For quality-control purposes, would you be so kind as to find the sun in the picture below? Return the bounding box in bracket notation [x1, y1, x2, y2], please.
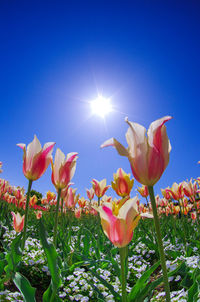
[90, 95, 112, 118]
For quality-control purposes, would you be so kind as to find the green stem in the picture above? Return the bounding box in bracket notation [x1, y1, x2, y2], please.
[61, 197, 64, 224]
[119, 246, 128, 302]
[21, 179, 33, 251]
[148, 186, 171, 302]
[98, 197, 101, 207]
[53, 188, 62, 247]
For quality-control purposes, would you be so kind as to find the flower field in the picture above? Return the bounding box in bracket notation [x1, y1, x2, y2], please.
[0, 117, 200, 302]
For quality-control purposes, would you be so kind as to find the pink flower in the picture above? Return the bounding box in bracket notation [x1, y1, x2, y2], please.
[182, 179, 197, 199]
[75, 208, 82, 218]
[111, 168, 134, 197]
[101, 116, 172, 186]
[11, 212, 25, 232]
[78, 197, 87, 208]
[35, 211, 42, 219]
[64, 188, 78, 209]
[51, 148, 78, 190]
[91, 179, 110, 198]
[137, 185, 149, 198]
[17, 135, 55, 181]
[94, 197, 152, 247]
[166, 182, 184, 201]
[86, 188, 95, 200]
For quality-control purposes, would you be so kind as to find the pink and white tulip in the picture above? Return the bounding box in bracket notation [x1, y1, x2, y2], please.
[91, 179, 110, 198]
[11, 212, 25, 232]
[17, 135, 55, 181]
[101, 116, 172, 186]
[94, 197, 152, 247]
[51, 148, 78, 190]
[86, 188, 95, 200]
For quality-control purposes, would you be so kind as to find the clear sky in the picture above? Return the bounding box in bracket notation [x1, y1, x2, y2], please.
[0, 1, 200, 200]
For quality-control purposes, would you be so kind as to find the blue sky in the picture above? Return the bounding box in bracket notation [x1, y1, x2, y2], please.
[0, 1, 200, 200]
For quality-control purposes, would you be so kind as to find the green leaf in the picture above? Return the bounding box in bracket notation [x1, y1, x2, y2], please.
[128, 261, 160, 302]
[83, 233, 90, 257]
[4, 234, 22, 277]
[188, 280, 199, 302]
[39, 220, 61, 301]
[43, 280, 62, 302]
[0, 258, 6, 277]
[133, 261, 187, 302]
[13, 272, 36, 302]
[86, 278, 106, 301]
[87, 267, 121, 301]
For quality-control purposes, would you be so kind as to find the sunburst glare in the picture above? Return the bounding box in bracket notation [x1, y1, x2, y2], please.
[90, 95, 112, 118]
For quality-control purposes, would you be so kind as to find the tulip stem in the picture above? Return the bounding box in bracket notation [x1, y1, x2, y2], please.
[148, 186, 171, 302]
[22, 179, 33, 251]
[98, 197, 100, 207]
[119, 246, 128, 302]
[61, 197, 64, 225]
[53, 188, 62, 247]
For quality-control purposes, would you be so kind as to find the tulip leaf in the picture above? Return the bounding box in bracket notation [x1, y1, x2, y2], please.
[128, 261, 160, 301]
[13, 272, 36, 302]
[86, 278, 106, 301]
[43, 279, 62, 302]
[188, 280, 199, 302]
[4, 234, 22, 277]
[82, 227, 101, 259]
[39, 220, 62, 301]
[87, 267, 121, 301]
[129, 261, 187, 302]
[0, 257, 6, 277]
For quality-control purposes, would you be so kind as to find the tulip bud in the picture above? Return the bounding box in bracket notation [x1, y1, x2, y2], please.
[111, 168, 134, 197]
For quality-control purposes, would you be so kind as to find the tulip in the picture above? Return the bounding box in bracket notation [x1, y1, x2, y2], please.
[95, 196, 151, 248]
[51, 148, 78, 190]
[64, 188, 78, 209]
[101, 116, 172, 186]
[17, 135, 55, 250]
[75, 208, 82, 218]
[0, 161, 3, 173]
[182, 179, 198, 200]
[46, 191, 56, 202]
[173, 205, 180, 216]
[161, 187, 172, 200]
[13, 187, 25, 201]
[90, 208, 98, 216]
[11, 212, 25, 232]
[29, 195, 37, 207]
[35, 211, 42, 219]
[86, 188, 95, 201]
[91, 179, 110, 205]
[111, 168, 134, 197]
[17, 135, 55, 181]
[51, 148, 78, 246]
[191, 211, 197, 220]
[137, 185, 149, 198]
[166, 182, 184, 201]
[101, 195, 112, 204]
[101, 116, 172, 302]
[78, 197, 87, 208]
[95, 196, 152, 302]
